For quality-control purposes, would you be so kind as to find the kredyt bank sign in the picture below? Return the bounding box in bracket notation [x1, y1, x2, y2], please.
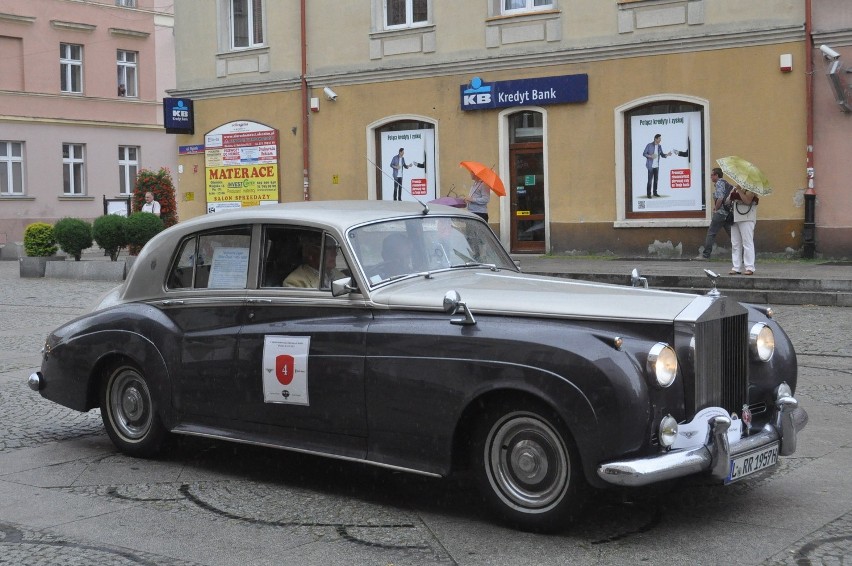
[460, 74, 588, 111]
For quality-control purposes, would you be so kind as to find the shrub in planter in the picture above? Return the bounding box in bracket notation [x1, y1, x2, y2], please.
[54, 217, 93, 261]
[23, 222, 58, 257]
[125, 211, 164, 253]
[92, 214, 128, 261]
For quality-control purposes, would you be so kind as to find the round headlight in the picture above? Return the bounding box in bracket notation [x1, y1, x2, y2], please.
[749, 322, 775, 362]
[659, 414, 678, 448]
[647, 342, 678, 388]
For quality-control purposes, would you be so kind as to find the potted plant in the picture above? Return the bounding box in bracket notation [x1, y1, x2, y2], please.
[20, 222, 62, 278]
[125, 211, 165, 254]
[54, 217, 93, 261]
[92, 214, 128, 261]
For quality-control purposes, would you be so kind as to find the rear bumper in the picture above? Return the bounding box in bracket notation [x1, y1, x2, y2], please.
[597, 394, 808, 487]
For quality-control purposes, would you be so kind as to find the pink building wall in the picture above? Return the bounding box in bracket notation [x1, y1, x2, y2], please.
[0, 0, 176, 256]
[811, 1, 852, 257]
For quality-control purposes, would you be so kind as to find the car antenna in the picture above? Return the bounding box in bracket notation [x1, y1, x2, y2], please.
[365, 155, 430, 215]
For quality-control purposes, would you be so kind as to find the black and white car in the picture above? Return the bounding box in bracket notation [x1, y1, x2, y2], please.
[28, 200, 808, 531]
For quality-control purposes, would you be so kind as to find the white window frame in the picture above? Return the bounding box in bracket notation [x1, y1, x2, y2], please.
[230, 0, 265, 50]
[384, 0, 429, 30]
[63, 143, 86, 195]
[60, 43, 83, 94]
[118, 146, 139, 196]
[117, 50, 138, 98]
[502, 0, 553, 15]
[0, 141, 24, 195]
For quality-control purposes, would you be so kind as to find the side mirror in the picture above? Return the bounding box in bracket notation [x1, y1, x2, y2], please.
[443, 290, 476, 325]
[331, 277, 357, 296]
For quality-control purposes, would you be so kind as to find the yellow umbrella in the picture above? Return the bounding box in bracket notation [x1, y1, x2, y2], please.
[716, 156, 773, 196]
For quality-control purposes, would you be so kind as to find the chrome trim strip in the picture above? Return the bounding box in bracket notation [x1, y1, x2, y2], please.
[171, 427, 443, 479]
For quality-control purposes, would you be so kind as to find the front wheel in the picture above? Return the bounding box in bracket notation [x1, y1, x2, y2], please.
[473, 403, 587, 532]
[100, 363, 167, 457]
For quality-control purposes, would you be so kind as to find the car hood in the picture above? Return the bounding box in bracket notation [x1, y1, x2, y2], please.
[367, 269, 699, 322]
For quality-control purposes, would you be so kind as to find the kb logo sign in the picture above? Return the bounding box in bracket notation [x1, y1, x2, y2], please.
[461, 77, 492, 109]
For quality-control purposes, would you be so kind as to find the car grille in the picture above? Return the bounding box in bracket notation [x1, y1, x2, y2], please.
[692, 312, 749, 415]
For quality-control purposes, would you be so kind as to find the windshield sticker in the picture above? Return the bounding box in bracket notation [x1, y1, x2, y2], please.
[262, 335, 310, 405]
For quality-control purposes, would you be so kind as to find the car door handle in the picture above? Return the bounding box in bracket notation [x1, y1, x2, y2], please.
[161, 299, 185, 306]
[246, 298, 272, 304]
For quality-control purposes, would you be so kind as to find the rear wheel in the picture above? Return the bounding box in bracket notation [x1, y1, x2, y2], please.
[473, 402, 587, 532]
[100, 363, 166, 457]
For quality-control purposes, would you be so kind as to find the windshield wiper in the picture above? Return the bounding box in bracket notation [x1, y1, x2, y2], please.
[449, 262, 499, 271]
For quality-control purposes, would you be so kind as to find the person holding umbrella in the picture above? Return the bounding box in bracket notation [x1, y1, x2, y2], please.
[717, 156, 772, 276]
[459, 161, 506, 222]
[464, 170, 491, 221]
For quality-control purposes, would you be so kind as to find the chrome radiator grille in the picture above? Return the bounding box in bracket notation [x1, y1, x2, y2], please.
[692, 312, 749, 414]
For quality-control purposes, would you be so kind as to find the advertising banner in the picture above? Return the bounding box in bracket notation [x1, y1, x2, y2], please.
[204, 121, 279, 212]
[380, 129, 436, 202]
[630, 111, 703, 213]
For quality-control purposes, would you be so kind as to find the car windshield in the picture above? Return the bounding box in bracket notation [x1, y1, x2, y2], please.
[348, 216, 516, 286]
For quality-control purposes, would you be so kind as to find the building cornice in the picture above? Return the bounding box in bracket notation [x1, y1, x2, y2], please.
[50, 20, 96, 32]
[0, 12, 36, 25]
[170, 24, 804, 99]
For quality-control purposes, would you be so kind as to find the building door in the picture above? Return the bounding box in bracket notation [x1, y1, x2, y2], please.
[508, 111, 545, 253]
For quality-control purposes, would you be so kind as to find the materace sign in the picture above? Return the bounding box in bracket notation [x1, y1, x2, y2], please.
[204, 121, 280, 213]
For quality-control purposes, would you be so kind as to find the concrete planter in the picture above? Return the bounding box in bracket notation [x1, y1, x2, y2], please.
[45, 260, 126, 281]
[19, 256, 65, 278]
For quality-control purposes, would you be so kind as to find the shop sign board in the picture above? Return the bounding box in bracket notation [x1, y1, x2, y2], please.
[460, 75, 588, 111]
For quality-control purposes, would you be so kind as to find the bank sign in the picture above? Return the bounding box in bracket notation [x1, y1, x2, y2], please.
[163, 98, 194, 134]
[460, 75, 588, 111]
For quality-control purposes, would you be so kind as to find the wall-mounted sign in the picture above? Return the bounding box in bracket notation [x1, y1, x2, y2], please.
[204, 121, 280, 213]
[460, 75, 588, 111]
[164, 98, 194, 134]
[179, 144, 205, 155]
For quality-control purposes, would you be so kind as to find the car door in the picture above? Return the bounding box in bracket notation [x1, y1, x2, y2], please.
[161, 226, 252, 422]
[232, 228, 371, 459]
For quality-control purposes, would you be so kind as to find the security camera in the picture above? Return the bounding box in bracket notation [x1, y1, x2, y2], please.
[323, 87, 338, 101]
[820, 44, 841, 61]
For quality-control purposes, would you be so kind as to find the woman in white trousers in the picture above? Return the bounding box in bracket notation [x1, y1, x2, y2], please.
[728, 186, 758, 275]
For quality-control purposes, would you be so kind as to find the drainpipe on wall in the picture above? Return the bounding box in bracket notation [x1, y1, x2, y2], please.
[300, 0, 310, 201]
[803, 0, 817, 258]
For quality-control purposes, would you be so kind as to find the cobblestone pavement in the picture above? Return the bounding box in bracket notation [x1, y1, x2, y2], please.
[0, 261, 850, 565]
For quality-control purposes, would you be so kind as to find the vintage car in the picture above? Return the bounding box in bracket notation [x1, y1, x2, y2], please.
[28, 201, 807, 531]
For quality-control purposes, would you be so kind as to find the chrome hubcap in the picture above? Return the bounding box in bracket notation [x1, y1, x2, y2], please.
[486, 413, 569, 511]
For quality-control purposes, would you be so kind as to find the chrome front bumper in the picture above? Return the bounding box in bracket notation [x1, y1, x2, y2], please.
[597, 393, 808, 487]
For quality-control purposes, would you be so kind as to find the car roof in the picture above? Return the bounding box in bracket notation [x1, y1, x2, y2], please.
[172, 200, 473, 235]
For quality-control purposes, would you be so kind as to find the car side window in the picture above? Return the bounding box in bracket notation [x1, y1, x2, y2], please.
[166, 226, 252, 290]
[261, 226, 308, 288]
[261, 227, 349, 290]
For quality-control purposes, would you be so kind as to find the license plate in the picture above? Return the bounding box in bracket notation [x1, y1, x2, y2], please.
[726, 442, 779, 484]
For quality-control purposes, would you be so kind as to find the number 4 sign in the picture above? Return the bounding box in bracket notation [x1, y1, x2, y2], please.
[262, 335, 310, 405]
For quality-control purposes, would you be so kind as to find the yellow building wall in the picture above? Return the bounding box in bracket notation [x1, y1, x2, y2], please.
[174, 42, 806, 253]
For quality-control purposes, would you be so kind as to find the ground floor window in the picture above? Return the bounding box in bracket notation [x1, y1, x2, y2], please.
[0, 141, 24, 195]
[63, 143, 86, 195]
[118, 146, 139, 195]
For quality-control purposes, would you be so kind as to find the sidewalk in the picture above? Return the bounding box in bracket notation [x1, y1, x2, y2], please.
[5, 248, 851, 307]
[514, 255, 852, 307]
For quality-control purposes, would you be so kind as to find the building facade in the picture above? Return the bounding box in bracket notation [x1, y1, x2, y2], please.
[0, 0, 176, 258]
[167, 0, 847, 257]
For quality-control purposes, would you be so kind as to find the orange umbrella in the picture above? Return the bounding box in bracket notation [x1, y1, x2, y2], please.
[460, 161, 506, 197]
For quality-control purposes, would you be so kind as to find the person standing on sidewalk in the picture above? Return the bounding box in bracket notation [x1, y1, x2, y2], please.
[728, 185, 759, 275]
[697, 167, 733, 259]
